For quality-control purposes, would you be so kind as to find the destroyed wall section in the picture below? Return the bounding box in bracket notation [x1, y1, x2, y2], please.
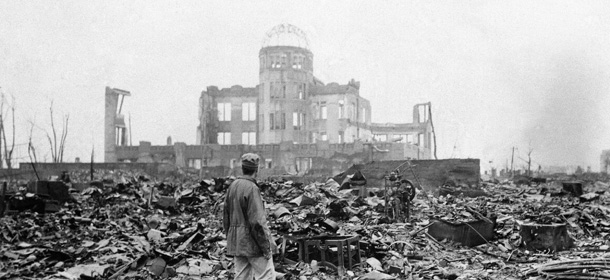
[337, 159, 481, 191]
[370, 122, 432, 159]
[309, 82, 372, 143]
[370, 103, 434, 159]
[17, 162, 172, 180]
[104, 87, 130, 162]
[13, 158, 478, 191]
[104, 87, 119, 162]
[197, 86, 259, 145]
[114, 140, 427, 177]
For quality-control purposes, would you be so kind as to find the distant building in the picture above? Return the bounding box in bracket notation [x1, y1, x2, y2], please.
[601, 150, 610, 173]
[108, 24, 435, 175]
[541, 165, 579, 175]
[196, 24, 433, 149]
[104, 87, 130, 162]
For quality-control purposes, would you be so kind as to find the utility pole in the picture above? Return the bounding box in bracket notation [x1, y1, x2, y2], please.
[510, 147, 515, 178]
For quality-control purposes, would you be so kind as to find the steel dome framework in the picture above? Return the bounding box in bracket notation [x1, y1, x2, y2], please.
[261, 24, 310, 50]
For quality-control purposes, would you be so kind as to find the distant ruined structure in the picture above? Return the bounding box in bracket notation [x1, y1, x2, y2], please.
[106, 24, 436, 176]
[601, 150, 610, 173]
[104, 87, 130, 162]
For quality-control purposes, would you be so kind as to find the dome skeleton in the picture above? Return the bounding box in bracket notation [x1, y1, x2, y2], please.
[261, 24, 310, 50]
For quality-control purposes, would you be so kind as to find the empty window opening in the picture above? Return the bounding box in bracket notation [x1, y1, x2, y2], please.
[418, 105, 429, 123]
[217, 132, 231, 145]
[270, 112, 286, 130]
[242, 132, 256, 145]
[297, 83, 306, 100]
[418, 133, 425, 147]
[218, 103, 231, 121]
[293, 112, 305, 130]
[296, 157, 312, 173]
[321, 102, 327, 120]
[242, 102, 256, 121]
[188, 159, 202, 169]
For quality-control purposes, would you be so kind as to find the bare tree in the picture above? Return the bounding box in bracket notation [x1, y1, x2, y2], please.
[526, 148, 533, 177]
[46, 101, 69, 163]
[27, 121, 40, 180]
[0, 91, 16, 170]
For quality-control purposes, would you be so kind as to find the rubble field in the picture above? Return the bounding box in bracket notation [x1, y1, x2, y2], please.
[1, 169, 610, 280]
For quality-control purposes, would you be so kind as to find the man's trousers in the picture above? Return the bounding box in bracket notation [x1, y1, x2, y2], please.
[233, 256, 275, 280]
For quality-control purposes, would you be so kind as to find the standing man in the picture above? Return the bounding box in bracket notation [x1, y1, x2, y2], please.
[223, 153, 275, 279]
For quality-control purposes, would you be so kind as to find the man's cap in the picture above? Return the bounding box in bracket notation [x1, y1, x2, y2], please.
[241, 153, 260, 170]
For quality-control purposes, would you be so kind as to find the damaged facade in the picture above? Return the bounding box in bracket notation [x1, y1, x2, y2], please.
[109, 24, 435, 175]
[104, 87, 131, 162]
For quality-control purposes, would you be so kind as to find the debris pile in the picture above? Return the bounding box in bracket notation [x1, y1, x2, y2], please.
[1, 170, 610, 279]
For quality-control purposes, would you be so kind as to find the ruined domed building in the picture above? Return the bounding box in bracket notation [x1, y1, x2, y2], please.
[109, 24, 435, 176]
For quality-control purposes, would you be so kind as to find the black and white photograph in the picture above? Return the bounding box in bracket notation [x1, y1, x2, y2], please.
[1, 1, 610, 279]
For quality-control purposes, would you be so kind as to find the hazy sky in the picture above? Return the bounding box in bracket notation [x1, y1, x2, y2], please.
[1, 1, 609, 171]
